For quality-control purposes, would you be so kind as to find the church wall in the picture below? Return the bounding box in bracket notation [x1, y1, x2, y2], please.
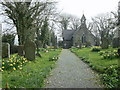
[63, 40, 73, 49]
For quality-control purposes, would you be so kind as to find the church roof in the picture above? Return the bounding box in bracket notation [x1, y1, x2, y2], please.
[63, 30, 75, 40]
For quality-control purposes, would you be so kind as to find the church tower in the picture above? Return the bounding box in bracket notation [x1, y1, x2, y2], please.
[81, 14, 86, 25]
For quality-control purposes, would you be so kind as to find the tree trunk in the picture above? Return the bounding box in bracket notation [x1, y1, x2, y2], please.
[101, 37, 109, 49]
[35, 40, 41, 57]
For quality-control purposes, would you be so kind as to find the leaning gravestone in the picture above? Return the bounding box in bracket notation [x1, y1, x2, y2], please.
[24, 40, 36, 60]
[2, 43, 10, 58]
[17, 45, 24, 56]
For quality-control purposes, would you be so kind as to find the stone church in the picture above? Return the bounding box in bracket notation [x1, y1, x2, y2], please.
[63, 14, 96, 48]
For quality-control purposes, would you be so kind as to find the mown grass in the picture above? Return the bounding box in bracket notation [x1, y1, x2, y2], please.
[70, 47, 119, 88]
[2, 48, 62, 88]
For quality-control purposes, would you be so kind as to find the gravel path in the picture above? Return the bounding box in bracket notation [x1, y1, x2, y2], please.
[45, 49, 103, 88]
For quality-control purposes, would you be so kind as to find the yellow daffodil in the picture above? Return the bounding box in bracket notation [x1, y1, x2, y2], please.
[23, 58, 26, 60]
[13, 67, 16, 70]
[2, 66, 4, 69]
[13, 63, 15, 65]
[19, 68, 22, 70]
[0, 68, 3, 72]
[2, 62, 5, 65]
[10, 64, 13, 66]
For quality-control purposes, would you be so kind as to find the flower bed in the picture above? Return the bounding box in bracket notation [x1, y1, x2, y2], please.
[1, 55, 28, 71]
[91, 46, 101, 52]
[99, 50, 119, 59]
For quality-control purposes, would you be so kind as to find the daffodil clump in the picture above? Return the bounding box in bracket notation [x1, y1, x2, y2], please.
[49, 56, 59, 61]
[0, 55, 28, 71]
[81, 45, 86, 48]
[91, 46, 101, 52]
[99, 50, 119, 59]
[100, 65, 118, 88]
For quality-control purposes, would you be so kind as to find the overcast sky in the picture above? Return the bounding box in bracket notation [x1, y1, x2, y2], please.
[57, 0, 119, 20]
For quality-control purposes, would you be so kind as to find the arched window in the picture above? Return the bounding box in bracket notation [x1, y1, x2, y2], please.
[82, 34, 86, 43]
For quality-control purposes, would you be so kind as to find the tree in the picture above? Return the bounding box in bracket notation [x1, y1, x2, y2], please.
[2, 33, 15, 45]
[1, 0, 51, 45]
[59, 13, 71, 31]
[69, 15, 81, 30]
[40, 18, 49, 48]
[91, 13, 115, 49]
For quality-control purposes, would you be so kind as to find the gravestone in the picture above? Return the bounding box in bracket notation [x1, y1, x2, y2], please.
[11, 45, 18, 54]
[24, 40, 36, 60]
[2, 43, 10, 58]
[112, 38, 120, 48]
[18, 45, 24, 56]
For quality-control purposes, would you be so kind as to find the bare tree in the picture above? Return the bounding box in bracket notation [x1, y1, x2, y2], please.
[69, 15, 81, 30]
[58, 13, 71, 31]
[91, 13, 115, 49]
[1, 0, 52, 45]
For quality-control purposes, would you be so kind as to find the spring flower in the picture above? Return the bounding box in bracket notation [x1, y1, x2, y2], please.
[2, 66, 4, 69]
[0, 68, 3, 72]
[13, 67, 16, 70]
[23, 58, 26, 60]
[19, 68, 22, 70]
[2, 62, 5, 65]
[10, 64, 13, 66]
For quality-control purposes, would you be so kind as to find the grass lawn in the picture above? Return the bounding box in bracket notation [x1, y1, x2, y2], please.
[1, 48, 62, 88]
[70, 47, 119, 88]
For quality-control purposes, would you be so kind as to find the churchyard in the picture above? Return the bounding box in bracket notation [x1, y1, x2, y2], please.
[1, 48, 61, 88]
[0, 0, 120, 89]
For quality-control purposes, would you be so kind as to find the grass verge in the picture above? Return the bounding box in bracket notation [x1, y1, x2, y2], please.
[70, 47, 119, 88]
[2, 48, 61, 88]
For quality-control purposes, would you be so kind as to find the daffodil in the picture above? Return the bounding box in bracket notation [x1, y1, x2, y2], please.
[2, 66, 4, 69]
[19, 68, 22, 70]
[0, 68, 3, 72]
[13, 67, 16, 70]
[2, 62, 5, 65]
[10, 64, 13, 66]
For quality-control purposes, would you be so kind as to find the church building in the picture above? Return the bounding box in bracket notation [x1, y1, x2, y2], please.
[63, 14, 96, 49]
